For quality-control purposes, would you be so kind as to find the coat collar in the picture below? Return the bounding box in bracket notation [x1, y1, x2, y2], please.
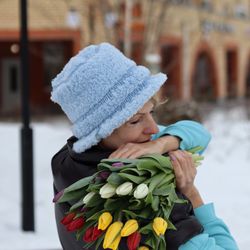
[67, 136, 113, 164]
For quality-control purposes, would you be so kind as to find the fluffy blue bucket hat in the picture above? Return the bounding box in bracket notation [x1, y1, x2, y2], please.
[51, 43, 167, 153]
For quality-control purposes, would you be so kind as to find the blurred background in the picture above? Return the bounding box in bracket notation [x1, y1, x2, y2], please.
[0, 0, 249, 249]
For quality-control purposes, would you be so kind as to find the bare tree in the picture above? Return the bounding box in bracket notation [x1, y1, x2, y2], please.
[141, 0, 170, 63]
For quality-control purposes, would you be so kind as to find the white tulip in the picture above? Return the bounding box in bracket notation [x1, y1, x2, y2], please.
[99, 183, 116, 198]
[116, 182, 133, 196]
[133, 183, 149, 199]
[83, 191, 96, 204]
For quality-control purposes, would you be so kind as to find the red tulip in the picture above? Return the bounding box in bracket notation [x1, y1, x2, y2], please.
[60, 212, 76, 225]
[83, 226, 103, 243]
[127, 231, 141, 250]
[66, 217, 84, 231]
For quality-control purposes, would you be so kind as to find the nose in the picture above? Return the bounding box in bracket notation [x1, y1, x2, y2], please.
[143, 115, 159, 135]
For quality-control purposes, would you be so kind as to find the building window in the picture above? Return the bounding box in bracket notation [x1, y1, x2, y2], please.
[193, 52, 215, 101]
[169, 0, 193, 5]
[234, 3, 247, 19]
[120, 2, 142, 18]
[200, 0, 213, 11]
[43, 42, 65, 87]
[9, 65, 18, 93]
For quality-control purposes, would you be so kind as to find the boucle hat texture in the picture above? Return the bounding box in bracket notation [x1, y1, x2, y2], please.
[51, 43, 167, 153]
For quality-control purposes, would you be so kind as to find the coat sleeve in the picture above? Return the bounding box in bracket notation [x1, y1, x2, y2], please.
[179, 203, 239, 250]
[151, 120, 211, 154]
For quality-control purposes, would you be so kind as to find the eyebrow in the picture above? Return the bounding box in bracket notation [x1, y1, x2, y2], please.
[130, 110, 153, 119]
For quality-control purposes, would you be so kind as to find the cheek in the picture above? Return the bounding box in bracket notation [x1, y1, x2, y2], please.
[121, 127, 144, 143]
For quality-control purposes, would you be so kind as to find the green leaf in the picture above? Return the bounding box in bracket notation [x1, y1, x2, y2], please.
[138, 206, 154, 219]
[159, 236, 166, 250]
[86, 209, 106, 222]
[95, 233, 105, 250]
[101, 158, 138, 164]
[83, 239, 97, 249]
[151, 196, 159, 211]
[144, 232, 159, 248]
[104, 197, 129, 211]
[122, 209, 137, 219]
[58, 188, 86, 203]
[152, 183, 174, 196]
[69, 199, 84, 211]
[120, 167, 148, 176]
[64, 175, 94, 193]
[147, 173, 167, 192]
[140, 223, 153, 234]
[187, 146, 204, 154]
[145, 192, 153, 205]
[161, 204, 174, 220]
[168, 187, 188, 204]
[118, 173, 147, 184]
[85, 205, 103, 219]
[166, 217, 177, 230]
[128, 198, 144, 210]
[136, 161, 159, 176]
[85, 193, 104, 208]
[74, 212, 85, 219]
[86, 183, 104, 192]
[107, 172, 124, 186]
[140, 154, 173, 170]
[157, 173, 175, 188]
[98, 158, 141, 172]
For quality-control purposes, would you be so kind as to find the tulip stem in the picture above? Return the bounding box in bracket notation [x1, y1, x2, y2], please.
[118, 211, 123, 221]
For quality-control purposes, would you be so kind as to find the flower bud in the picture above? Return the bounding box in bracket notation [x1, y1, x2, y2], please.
[112, 162, 124, 167]
[83, 226, 102, 243]
[127, 231, 141, 250]
[103, 221, 123, 249]
[121, 219, 139, 237]
[152, 217, 168, 236]
[60, 212, 76, 225]
[133, 183, 149, 199]
[116, 182, 133, 196]
[83, 191, 96, 204]
[98, 212, 113, 230]
[98, 171, 110, 180]
[66, 217, 84, 231]
[138, 246, 150, 250]
[53, 189, 64, 203]
[100, 183, 116, 198]
[109, 234, 121, 250]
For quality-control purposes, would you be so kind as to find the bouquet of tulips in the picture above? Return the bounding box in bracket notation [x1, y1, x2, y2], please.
[53, 147, 203, 250]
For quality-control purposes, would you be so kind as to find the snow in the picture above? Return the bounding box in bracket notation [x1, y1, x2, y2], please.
[0, 105, 249, 250]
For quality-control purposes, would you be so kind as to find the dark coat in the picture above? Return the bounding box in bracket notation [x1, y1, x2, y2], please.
[52, 137, 203, 250]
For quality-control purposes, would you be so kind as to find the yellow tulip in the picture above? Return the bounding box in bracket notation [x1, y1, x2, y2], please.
[98, 212, 113, 230]
[152, 217, 168, 236]
[120, 219, 139, 237]
[109, 234, 121, 250]
[138, 246, 150, 250]
[103, 221, 123, 249]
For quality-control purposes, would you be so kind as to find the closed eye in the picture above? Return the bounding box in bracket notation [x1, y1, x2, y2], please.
[129, 119, 140, 125]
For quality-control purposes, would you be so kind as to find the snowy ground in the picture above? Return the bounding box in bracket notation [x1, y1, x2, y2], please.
[0, 103, 249, 250]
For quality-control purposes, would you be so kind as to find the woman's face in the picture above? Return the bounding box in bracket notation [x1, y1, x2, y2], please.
[100, 100, 159, 150]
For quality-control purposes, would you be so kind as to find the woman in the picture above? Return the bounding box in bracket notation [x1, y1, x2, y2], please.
[51, 43, 238, 249]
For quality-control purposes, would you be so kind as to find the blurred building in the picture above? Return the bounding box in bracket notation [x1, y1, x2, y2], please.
[0, 0, 250, 115]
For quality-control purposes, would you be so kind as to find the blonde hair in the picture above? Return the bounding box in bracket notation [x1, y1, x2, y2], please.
[150, 88, 169, 108]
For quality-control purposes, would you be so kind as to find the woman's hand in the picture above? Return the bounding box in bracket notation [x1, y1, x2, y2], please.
[169, 150, 204, 208]
[108, 136, 180, 159]
[108, 140, 161, 159]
